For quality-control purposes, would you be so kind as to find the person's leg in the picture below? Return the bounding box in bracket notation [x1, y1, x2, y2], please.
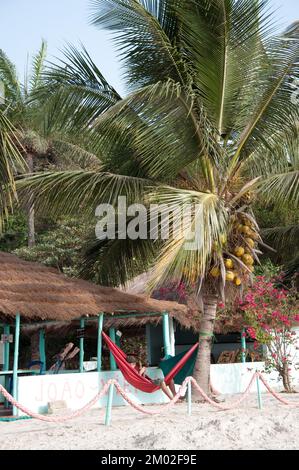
[168, 379, 185, 401]
[168, 379, 177, 397]
[160, 381, 174, 400]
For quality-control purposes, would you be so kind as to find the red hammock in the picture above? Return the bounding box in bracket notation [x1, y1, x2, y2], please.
[102, 331, 199, 393]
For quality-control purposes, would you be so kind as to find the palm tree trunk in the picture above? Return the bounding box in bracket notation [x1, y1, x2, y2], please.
[27, 153, 35, 247]
[192, 294, 218, 400]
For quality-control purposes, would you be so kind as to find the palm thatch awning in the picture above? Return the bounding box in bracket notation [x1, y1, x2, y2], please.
[0, 252, 193, 328]
[122, 271, 202, 329]
[122, 272, 242, 333]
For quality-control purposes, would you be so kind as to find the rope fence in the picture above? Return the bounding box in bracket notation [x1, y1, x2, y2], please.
[0, 381, 111, 423]
[0, 371, 299, 425]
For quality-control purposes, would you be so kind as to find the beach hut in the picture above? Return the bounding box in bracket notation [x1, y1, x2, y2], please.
[0, 251, 189, 415]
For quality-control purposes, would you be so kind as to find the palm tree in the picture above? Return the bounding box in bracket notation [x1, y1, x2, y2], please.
[18, 1, 299, 396]
[0, 42, 51, 245]
[0, 42, 102, 246]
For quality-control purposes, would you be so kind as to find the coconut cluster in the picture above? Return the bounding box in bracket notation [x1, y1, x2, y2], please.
[209, 214, 259, 287]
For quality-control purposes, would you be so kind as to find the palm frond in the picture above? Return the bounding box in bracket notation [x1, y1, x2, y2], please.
[259, 169, 299, 208]
[146, 186, 228, 290]
[92, 79, 221, 182]
[33, 44, 121, 132]
[0, 49, 23, 109]
[80, 230, 158, 286]
[17, 170, 150, 218]
[139, 0, 181, 42]
[263, 224, 299, 248]
[231, 31, 299, 167]
[30, 40, 47, 93]
[89, 0, 186, 89]
[282, 253, 299, 285]
[177, 0, 274, 137]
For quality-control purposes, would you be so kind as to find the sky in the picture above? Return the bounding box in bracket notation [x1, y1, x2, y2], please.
[0, 0, 298, 97]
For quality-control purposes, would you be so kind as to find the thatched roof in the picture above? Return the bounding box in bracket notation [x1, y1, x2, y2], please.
[0, 252, 192, 326]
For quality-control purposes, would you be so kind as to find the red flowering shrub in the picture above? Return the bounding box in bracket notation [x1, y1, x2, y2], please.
[240, 276, 299, 392]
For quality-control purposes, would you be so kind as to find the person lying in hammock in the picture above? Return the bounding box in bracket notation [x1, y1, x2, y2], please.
[128, 354, 223, 403]
[127, 355, 177, 401]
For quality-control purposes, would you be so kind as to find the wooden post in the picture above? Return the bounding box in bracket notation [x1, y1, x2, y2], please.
[3, 325, 10, 408]
[187, 380, 192, 416]
[104, 383, 114, 426]
[241, 328, 246, 364]
[256, 373, 262, 410]
[115, 331, 121, 348]
[12, 314, 20, 416]
[97, 313, 104, 372]
[162, 312, 171, 357]
[3, 325, 10, 371]
[79, 318, 85, 373]
[39, 329, 46, 372]
[109, 328, 117, 370]
[169, 317, 175, 356]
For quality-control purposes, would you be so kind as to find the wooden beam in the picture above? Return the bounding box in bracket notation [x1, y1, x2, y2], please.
[109, 328, 117, 371]
[39, 329, 46, 372]
[104, 383, 114, 426]
[162, 312, 171, 357]
[115, 331, 121, 347]
[108, 313, 161, 321]
[79, 318, 85, 373]
[12, 314, 20, 416]
[241, 329, 246, 364]
[3, 324, 10, 371]
[97, 313, 104, 372]
[169, 317, 175, 356]
[9, 311, 164, 328]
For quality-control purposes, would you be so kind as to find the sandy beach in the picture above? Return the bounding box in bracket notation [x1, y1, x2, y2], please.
[0, 393, 298, 450]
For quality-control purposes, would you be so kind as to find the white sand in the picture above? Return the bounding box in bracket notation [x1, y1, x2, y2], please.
[0, 393, 298, 450]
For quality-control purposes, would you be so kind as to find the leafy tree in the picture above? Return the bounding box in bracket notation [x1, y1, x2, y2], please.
[18, 1, 299, 397]
[13, 217, 94, 277]
[0, 211, 28, 251]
